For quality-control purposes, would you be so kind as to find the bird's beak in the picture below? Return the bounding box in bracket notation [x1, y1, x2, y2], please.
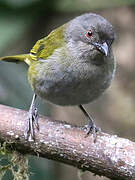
[92, 42, 108, 56]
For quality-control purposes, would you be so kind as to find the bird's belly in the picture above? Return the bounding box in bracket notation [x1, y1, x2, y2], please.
[32, 65, 112, 106]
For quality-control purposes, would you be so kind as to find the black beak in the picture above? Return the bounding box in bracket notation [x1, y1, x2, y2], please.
[91, 42, 108, 56]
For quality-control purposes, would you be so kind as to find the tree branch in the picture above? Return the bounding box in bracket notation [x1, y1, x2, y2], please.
[0, 104, 135, 179]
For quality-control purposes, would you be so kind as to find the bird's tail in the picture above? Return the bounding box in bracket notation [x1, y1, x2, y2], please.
[0, 54, 34, 66]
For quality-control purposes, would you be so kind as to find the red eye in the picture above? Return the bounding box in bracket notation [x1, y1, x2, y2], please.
[86, 30, 93, 38]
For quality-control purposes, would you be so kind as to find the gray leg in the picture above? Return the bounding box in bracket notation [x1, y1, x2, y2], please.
[25, 94, 39, 140]
[79, 105, 100, 141]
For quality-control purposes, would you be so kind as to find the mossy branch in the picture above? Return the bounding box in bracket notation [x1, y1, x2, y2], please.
[0, 104, 135, 179]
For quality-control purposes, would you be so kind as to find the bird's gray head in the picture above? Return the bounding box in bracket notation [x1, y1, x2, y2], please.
[65, 13, 115, 64]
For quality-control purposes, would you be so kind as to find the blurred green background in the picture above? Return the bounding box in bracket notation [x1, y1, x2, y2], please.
[0, 0, 135, 180]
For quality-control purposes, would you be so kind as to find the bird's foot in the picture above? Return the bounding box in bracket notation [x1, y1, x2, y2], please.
[25, 106, 39, 141]
[25, 94, 39, 141]
[79, 105, 101, 142]
[83, 123, 101, 142]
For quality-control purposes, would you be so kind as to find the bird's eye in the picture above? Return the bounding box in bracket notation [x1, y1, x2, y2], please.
[86, 30, 93, 38]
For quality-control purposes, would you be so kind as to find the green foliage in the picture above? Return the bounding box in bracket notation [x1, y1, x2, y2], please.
[0, 143, 29, 180]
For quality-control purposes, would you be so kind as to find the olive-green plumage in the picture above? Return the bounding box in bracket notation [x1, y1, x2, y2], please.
[0, 24, 66, 64]
[30, 24, 66, 60]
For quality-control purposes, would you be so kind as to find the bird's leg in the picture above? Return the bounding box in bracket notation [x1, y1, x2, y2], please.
[79, 105, 100, 141]
[25, 94, 39, 140]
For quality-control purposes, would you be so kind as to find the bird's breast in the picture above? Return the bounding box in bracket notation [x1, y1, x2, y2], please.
[28, 56, 114, 106]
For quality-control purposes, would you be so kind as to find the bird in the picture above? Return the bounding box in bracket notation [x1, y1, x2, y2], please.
[0, 13, 115, 140]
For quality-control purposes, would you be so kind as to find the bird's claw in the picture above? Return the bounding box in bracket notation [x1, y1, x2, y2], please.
[25, 106, 39, 141]
[83, 123, 101, 142]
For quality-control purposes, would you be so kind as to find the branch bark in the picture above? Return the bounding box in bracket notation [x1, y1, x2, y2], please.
[0, 104, 135, 179]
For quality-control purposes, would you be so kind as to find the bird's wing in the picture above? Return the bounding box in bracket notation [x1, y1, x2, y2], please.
[30, 25, 66, 61]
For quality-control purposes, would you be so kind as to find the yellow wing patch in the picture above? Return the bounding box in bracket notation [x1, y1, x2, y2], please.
[30, 24, 67, 60]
